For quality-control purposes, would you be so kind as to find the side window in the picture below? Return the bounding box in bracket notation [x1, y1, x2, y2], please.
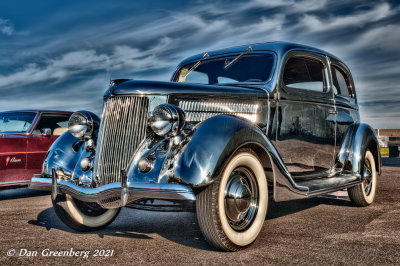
[33, 114, 71, 135]
[332, 66, 352, 97]
[283, 57, 325, 92]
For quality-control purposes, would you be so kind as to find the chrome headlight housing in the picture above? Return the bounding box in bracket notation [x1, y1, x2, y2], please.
[68, 111, 100, 139]
[148, 104, 185, 137]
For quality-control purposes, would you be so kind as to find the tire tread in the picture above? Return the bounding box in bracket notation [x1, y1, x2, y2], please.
[348, 184, 368, 207]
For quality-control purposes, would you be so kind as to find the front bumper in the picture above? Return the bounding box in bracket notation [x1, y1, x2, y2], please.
[29, 171, 196, 208]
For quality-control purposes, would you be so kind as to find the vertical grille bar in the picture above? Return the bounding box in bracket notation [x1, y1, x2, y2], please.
[93, 96, 149, 186]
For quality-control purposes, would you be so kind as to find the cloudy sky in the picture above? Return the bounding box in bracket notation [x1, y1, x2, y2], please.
[0, 0, 399, 128]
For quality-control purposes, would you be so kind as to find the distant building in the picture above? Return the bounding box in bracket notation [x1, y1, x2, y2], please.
[376, 129, 400, 157]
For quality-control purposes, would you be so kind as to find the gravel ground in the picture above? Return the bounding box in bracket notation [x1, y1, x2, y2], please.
[1, 158, 399, 265]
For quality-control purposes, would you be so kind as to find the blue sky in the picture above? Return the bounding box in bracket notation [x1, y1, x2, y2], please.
[0, 0, 399, 128]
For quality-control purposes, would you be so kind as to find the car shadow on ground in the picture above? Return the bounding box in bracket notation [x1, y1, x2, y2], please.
[267, 194, 352, 220]
[28, 206, 212, 250]
[28, 192, 352, 251]
[0, 187, 50, 201]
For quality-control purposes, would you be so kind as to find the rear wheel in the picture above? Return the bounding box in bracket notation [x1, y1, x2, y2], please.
[196, 150, 268, 251]
[348, 150, 377, 207]
[52, 194, 120, 231]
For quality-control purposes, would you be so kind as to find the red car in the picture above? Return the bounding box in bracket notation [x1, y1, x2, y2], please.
[0, 110, 72, 188]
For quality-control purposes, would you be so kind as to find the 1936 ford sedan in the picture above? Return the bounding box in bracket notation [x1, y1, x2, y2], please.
[30, 42, 381, 251]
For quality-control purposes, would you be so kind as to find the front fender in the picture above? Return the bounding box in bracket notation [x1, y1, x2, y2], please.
[171, 115, 307, 196]
[346, 123, 381, 176]
[173, 115, 265, 186]
[42, 131, 86, 179]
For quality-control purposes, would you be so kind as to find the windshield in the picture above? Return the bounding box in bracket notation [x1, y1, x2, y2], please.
[174, 53, 275, 85]
[0, 112, 36, 133]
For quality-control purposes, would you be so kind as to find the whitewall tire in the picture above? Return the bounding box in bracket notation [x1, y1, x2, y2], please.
[52, 194, 120, 231]
[348, 150, 377, 207]
[196, 149, 268, 251]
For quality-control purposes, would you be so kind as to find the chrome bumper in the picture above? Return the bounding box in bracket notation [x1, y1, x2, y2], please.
[29, 172, 196, 207]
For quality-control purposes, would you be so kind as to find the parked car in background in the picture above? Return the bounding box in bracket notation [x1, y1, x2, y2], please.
[30, 42, 381, 251]
[0, 110, 72, 188]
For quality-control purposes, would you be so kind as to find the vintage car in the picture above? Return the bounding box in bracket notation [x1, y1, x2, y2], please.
[30, 42, 380, 251]
[0, 110, 72, 188]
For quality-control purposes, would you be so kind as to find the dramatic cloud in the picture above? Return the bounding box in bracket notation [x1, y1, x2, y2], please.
[0, 18, 14, 35]
[0, 0, 399, 128]
[248, 0, 327, 11]
[300, 3, 393, 32]
[0, 37, 174, 89]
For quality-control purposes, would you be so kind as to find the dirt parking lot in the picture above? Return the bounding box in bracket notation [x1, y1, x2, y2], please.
[1, 158, 399, 265]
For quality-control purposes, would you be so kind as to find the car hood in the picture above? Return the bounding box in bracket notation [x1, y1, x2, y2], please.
[111, 80, 267, 97]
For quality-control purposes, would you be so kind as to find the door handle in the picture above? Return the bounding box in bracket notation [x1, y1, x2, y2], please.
[328, 110, 337, 114]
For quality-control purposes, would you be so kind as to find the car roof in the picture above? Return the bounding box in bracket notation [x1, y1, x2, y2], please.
[178, 41, 340, 65]
[0, 110, 73, 114]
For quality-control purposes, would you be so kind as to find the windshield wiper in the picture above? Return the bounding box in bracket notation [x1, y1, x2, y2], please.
[183, 52, 210, 78]
[224, 45, 253, 70]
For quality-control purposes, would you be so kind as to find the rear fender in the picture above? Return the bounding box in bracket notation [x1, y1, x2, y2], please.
[345, 123, 381, 177]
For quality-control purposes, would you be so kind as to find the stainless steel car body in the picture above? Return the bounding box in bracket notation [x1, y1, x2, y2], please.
[30, 41, 381, 209]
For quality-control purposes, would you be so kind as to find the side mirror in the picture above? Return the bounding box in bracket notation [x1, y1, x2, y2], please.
[42, 128, 52, 136]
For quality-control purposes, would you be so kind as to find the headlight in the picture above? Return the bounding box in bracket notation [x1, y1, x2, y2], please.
[68, 111, 100, 139]
[149, 104, 185, 137]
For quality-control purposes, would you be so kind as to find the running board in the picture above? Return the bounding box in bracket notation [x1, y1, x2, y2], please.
[297, 175, 362, 196]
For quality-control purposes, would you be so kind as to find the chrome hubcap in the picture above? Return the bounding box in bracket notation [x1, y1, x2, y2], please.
[363, 159, 373, 195]
[225, 177, 252, 221]
[224, 167, 258, 231]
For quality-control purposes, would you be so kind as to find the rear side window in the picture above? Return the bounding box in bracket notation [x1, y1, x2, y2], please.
[332, 66, 352, 97]
[283, 57, 325, 92]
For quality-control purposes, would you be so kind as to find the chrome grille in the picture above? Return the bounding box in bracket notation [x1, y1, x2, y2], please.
[94, 96, 149, 185]
[178, 100, 259, 123]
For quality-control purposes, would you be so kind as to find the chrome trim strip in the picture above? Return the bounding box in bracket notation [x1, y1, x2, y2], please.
[0, 180, 31, 185]
[29, 177, 196, 203]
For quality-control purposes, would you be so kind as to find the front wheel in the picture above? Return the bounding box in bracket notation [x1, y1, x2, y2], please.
[52, 194, 120, 232]
[196, 150, 268, 251]
[348, 150, 377, 207]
